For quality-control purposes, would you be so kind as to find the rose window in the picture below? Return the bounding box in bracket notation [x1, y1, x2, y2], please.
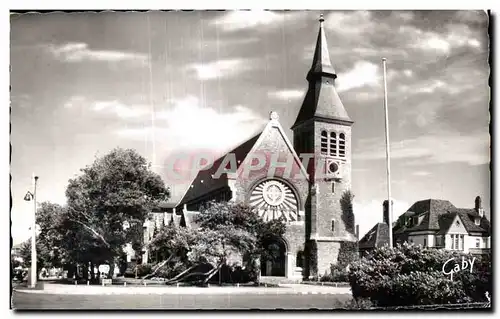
[249, 180, 298, 222]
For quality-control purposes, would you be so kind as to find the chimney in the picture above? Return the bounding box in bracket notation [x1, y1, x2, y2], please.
[475, 196, 484, 218]
[383, 200, 392, 225]
[356, 225, 360, 241]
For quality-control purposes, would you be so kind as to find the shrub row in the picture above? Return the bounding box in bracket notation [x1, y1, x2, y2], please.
[347, 243, 491, 307]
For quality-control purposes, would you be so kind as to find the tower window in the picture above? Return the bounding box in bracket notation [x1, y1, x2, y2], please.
[329, 132, 337, 156]
[339, 133, 346, 158]
[320, 131, 328, 154]
[331, 182, 335, 193]
[331, 219, 335, 231]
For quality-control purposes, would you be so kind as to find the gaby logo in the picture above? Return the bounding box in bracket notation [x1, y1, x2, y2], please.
[442, 256, 476, 281]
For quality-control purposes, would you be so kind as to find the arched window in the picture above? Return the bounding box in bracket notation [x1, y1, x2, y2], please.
[329, 132, 337, 156]
[339, 133, 346, 158]
[320, 131, 328, 154]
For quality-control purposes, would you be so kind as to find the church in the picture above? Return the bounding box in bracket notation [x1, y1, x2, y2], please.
[142, 15, 357, 280]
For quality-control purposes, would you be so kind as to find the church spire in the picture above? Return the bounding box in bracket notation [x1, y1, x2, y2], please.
[292, 14, 352, 129]
[307, 13, 337, 81]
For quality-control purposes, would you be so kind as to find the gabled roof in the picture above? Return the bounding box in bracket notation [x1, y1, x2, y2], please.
[359, 223, 389, 250]
[395, 199, 456, 232]
[157, 202, 178, 209]
[452, 209, 490, 235]
[178, 131, 263, 207]
[178, 114, 309, 208]
[394, 199, 490, 235]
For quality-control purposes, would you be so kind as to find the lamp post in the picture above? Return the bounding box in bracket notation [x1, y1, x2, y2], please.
[24, 174, 38, 288]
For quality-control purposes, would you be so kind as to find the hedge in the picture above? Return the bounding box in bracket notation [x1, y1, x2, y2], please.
[348, 243, 491, 307]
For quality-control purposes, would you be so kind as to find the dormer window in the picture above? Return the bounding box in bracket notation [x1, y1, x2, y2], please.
[474, 217, 480, 226]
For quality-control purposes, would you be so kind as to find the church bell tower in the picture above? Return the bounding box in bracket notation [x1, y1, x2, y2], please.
[292, 14, 356, 277]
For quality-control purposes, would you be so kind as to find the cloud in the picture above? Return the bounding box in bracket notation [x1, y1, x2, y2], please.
[63, 96, 150, 119]
[354, 130, 490, 166]
[403, 69, 414, 77]
[211, 10, 284, 31]
[45, 42, 149, 64]
[115, 96, 267, 153]
[398, 79, 450, 95]
[268, 89, 304, 101]
[187, 59, 252, 80]
[412, 171, 431, 176]
[11, 94, 32, 109]
[92, 100, 149, 119]
[354, 198, 409, 238]
[324, 11, 374, 37]
[336, 61, 380, 92]
[63, 95, 86, 109]
[401, 24, 483, 54]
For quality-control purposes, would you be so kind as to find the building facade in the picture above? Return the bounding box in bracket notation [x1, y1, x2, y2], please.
[359, 196, 491, 255]
[141, 16, 357, 279]
[393, 196, 491, 254]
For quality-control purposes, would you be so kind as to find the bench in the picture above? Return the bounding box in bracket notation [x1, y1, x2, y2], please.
[101, 278, 112, 286]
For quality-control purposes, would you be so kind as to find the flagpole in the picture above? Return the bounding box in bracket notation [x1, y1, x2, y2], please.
[382, 58, 393, 248]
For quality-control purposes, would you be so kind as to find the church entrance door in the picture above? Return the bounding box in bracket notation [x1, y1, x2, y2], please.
[260, 237, 286, 277]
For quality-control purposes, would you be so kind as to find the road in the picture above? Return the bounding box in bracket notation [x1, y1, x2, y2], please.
[12, 291, 353, 310]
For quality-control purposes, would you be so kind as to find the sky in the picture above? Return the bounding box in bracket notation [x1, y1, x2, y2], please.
[10, 10, 490, 244]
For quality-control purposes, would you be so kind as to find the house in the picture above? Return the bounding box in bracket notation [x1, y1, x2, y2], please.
[393, 196, 490, 254]
[358, 200, 391, 255]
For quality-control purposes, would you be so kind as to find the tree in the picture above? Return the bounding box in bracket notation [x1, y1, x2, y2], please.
[193, 201, 287, 284]
[340, 190, 355, 235]
[18, 202, 67, 277]
[145, 201, 286, 284]
[35, 202, 67, 268]
[65, 148, 169, 277]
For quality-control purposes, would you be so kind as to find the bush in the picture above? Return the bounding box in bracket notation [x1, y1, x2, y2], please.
[337, 241, 359, 266]
[348, 243, 491, 307]
[135, 263, 153, 277]
[320, 263, 349, 282]
[155, 261, 188, 279]
[340, 298, 374, 310]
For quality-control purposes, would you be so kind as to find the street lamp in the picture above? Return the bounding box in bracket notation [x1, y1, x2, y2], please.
[24, 174, 38, 288]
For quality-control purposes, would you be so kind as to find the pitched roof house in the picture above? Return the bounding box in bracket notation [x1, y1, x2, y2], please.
[394, 196, 490, 254]
[359, 196, 491, 255]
